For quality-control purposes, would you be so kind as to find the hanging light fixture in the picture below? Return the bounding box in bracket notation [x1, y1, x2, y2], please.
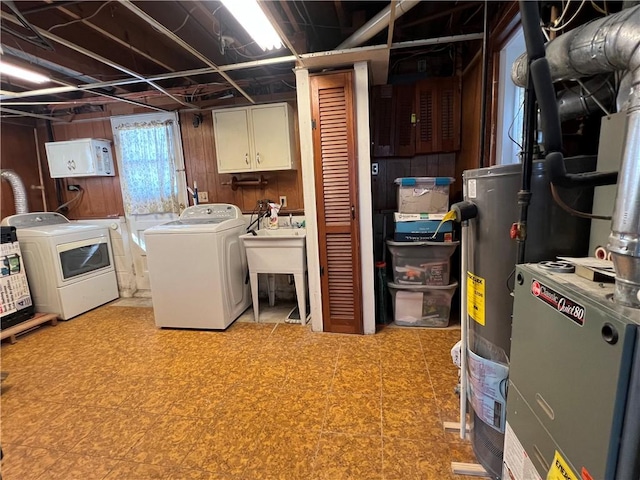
[220, 0, 283, 51]
[0, 61, 49, 84]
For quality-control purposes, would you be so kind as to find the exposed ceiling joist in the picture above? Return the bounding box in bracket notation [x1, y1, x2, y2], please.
[403, 3, 480, 28]
[118, 0, 255, 104]
[48, 1, 194, 82]
[280, 1, 301, 34]
[387, 1, 397, 48]
[259, 1, 304, 64]
[0, 9, 196, 108]
[0, 55, 298, 101]
[0, 106, 69, 122]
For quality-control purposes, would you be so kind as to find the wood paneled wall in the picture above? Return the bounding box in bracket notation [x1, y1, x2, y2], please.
[455, 55, 483, 200]
[371, 153, 456, 212]
[179, 103, 303, 214]
[35, 96, 303, 219]
[1, 121, 48, 219]
[47, 116, 125, 219]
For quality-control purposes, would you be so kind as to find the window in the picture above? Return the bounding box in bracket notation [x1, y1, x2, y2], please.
[496, 27, 526, 165]
[110, 113, 182, 216]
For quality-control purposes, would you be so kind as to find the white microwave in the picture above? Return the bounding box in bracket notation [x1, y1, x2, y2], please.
[45, 138, 115, 178]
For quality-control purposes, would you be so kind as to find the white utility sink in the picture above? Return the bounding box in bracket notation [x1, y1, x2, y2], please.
[240, 228, 307, 324]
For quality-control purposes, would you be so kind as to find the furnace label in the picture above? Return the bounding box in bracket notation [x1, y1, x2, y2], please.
[531, 279, 585, 326]
[467, 272, 485, 326]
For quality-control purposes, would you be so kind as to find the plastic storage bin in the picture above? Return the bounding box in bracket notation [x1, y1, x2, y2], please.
[395, 177, 454, 214]
[387, 240, 458, 285]
[388, 281, 458, 327]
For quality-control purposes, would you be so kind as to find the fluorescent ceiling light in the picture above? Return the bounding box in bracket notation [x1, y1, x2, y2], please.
[221, 0, 283, 51]
[0, 61, 49, 84]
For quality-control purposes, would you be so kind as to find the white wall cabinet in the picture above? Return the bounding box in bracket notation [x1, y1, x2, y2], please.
[213, 103, 296, 173]
[45, 138, 115, 178]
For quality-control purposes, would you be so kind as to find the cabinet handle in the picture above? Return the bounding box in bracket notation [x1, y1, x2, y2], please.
[351, 205, 356, 220]
[256, 153, 261, 164]
[245, 153, 249, 165]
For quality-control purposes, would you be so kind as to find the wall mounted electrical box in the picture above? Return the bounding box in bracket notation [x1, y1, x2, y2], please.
[45, 138, 115, 178]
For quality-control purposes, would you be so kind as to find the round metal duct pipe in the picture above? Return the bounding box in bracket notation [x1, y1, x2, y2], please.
[336, 0, 421, 50]
[0, 169, 29, 214]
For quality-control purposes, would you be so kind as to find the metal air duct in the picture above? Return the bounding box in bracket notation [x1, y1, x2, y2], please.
[557, 76, 616, 121]
[1, 170, 29, 214]
[336, 0, 421, 49]
[514, 4, 640, 308]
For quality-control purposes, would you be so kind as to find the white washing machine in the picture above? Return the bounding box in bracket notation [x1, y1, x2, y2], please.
[1, 213, 119, 320]
[145, 204, 251, 329]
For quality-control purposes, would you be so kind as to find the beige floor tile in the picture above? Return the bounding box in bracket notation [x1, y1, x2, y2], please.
[1, 444, 63, 480]
[331, 363, 382, 395]
[164, 467, 236, 479]
[22, 405, 111, 451]
[70, 408, 157, 459]
[123, 415, 208, 467]
[382, 395, 444, 441]
[0, 306, 478, 480]
[382, 437, 454, 480]
[284, 364, 335, 392]
[381, 368, 433, 398]
[243, 429, 320, 480]
[181, 422, 264, 476]
[37, 452, 119, 480]
[263, 387, 329, 433]
[324, 393, 382, 436]
[1, 401, 65, 445]
[313, 433, 383, 480]
[101, 460, 173, 479]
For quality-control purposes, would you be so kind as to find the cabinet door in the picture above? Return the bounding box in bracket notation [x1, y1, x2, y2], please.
[394, 84, 416, 156]
[213, 108, 252, 173]
[415, 79, 437, 154]
[415, 77, 461, 154]
[437, 77, 461, 152]
[46, 140, 96, 178]
[250, 104, 293, 171]
[371, 85, 395, 157]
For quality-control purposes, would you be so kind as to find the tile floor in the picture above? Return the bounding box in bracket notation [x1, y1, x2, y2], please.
[1, 306, 478, 479]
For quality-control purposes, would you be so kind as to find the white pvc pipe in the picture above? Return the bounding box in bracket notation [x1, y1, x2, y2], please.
[459, 220, 469, 439]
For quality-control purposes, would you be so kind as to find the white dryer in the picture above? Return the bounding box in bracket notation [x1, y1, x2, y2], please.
[1, 213, 119, 320]
[145, 204, 251, 329]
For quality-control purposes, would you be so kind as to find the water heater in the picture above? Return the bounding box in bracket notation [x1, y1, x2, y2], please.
[463, 156, 595, 478]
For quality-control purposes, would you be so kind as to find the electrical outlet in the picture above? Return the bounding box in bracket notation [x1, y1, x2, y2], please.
[67, 184, 81, 191]
[198, 191, 209, 203]
[279, 195, 287, 208]
[371, 163, 379, 176]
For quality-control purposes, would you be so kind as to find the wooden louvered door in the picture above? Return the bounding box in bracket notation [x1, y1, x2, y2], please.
[394, 84, 416, 156]
[437, 77, 461, 152]
[415, 79, 437, 153]
[310, 71, 362, 334]
[415, 77, 461, 153]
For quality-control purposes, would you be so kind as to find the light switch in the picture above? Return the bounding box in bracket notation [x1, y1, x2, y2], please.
[198, 191, 209, 203]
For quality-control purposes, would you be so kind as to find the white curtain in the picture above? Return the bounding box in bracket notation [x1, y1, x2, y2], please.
[113, 120, 180, 215]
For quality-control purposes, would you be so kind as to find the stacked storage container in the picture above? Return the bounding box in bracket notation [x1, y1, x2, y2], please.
[387, 177, 458, 327]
